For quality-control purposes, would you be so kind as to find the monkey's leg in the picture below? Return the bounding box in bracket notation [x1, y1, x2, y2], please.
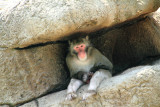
[82, 69, 111, 100]
[66, 78, 83, 100]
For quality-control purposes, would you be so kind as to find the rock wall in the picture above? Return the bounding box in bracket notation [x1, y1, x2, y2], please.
[0, 44, 68, 105]
[0, 0, 159, 106]
[0, 0, 159, 48]
[91, 9, 160, 73]
[17, 8, 160, 107]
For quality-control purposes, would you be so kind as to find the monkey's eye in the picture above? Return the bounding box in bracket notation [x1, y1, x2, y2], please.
[80, 44, 85, 47]
[76, 47, 79, 48]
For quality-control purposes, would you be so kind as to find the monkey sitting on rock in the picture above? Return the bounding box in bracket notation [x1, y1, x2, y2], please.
[65, 36, 113, 100]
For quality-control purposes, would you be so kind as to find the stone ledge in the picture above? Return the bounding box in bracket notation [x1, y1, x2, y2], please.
[19, 64, 160, 107]
[0, 0, 159, 48]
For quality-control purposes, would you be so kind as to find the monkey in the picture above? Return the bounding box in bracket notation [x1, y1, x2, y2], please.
[65, 36, 113, 100]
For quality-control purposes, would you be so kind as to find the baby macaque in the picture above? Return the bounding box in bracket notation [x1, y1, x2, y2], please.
[66, 36, 113, 100]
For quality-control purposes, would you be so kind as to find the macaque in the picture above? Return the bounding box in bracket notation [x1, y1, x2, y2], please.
[66, 36, 113, 100]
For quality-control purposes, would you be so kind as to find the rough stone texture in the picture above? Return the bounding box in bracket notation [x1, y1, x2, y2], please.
[19, 63, 160, 107]
[0, 1, 159, 106]
[0, 0, 159, 48]
[149, 8, 160, 30]
[0, 105, 10, 107]
[15, 8, 160, 106]
[91, 8, 160, 73]
[18, 101, 37, 107]
[0, 43, 68, 105]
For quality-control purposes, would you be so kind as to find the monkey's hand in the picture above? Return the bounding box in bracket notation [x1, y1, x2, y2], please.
[82, 72, 89, 83]
[82, 72, 94, 83]
[66, 92, 77, 101]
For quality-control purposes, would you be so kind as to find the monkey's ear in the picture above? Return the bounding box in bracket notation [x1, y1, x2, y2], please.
[68, 40, 71, 45]
[86, 36, 89, 40]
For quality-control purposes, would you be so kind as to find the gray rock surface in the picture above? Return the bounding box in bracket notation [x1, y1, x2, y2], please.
[0, 0, 160, 106]
[19, 64, 160, 107]
[18, 8, 160, 107]
[0, 0, 159, 48]
[0, 105, 10, 107]
[91, 11, 160, 73]
[0, 44, 67, 105]
[149, 8, 160, 29]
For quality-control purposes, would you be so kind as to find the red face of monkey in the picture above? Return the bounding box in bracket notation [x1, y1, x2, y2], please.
[73, 43, 87, 61]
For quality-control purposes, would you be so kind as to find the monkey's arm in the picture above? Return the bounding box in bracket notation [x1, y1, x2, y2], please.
[91, 48, 113, 73]
[66, 54, 78, 76]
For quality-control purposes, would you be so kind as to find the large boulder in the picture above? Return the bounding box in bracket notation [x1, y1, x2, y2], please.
[18, 8, 160, 107]
[91, 8, 160, 73]
[19, 63, 160, 107]
[0, 0, 159, 48]
[0, 44, 68, 105]
[0, 0, 160, 106]
[149, 8, 160, 28]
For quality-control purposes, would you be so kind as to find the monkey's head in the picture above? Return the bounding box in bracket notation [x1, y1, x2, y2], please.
[69, 36, 91, 61]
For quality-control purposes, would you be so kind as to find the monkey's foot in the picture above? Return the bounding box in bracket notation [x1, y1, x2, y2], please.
[82, 90, 96, 100]
[65, 92, 77, 101]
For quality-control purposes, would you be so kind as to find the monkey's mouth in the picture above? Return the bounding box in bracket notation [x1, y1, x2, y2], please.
[78, 51, 87, 61]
